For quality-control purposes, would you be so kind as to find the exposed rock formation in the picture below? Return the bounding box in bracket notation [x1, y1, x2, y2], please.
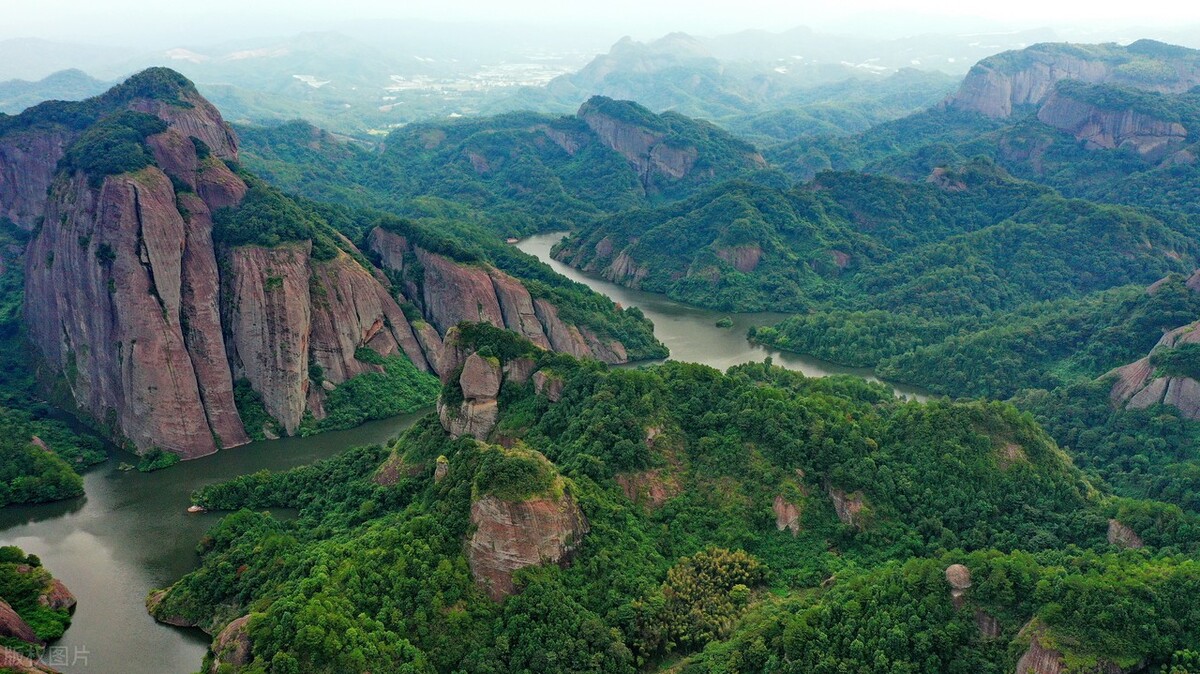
[0, 598, 40, 644]
[25, 169, 236, 458]
[209, 614, 253, 673]
[948, 40, 1200, 119]
[439, 351, 502, 440]
[975, 610, 1001, 639]
[829, 487, 866, 529]
[578, 96, 766, 191]
[1037, 89, 1187, 160]
[945, 563, 972, 609]
[467, 491, 589, 600]
[8, 70, 648, 458]
[223, 244, 313, 436]
[1109, 320, 1200, 420]
[773, 495, 802, 535]
[146, 588, 198, 629]
[0, 128, 73, 229]
[1107, 519, 1145, 549]
[366, 227, 631, 365]
[532, 370, 565, 402]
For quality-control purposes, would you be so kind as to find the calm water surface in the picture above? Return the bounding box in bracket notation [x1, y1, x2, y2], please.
[516, 233, 928, 399]
[0, 232, 926, 673]
[0, 411, 428, 673]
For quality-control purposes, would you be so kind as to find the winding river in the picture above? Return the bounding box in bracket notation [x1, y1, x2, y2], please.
[0, 232, 925, 673]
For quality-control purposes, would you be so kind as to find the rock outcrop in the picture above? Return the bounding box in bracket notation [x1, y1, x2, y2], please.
[945, 563, 972, 609]
[8, 69, 649, 458]
[1109, 319, 1200, 420]
[829, 487, 866, 529]
[1107, 519, 1145, 549]
[209, 614, 253, 673]
[0, 645, 59, 673]
[948, 40, 1200, 119]
[1036, 89, 1187, 160]
[467, 491, 589, 600]
[773, 495, 802, 535]
[0, 599, 40, 645]
[366, 228, 631, 365]
[577, 96, 765, 192]
[616, 470, 680, 509]
[439, 352, 502, 440]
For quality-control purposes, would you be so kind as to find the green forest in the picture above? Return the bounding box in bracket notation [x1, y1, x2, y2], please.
[152, 325, 1200, 673]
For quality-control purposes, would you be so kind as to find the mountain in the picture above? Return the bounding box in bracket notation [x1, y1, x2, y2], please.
[0, 38, 135, 81]
[947, 39, 1200, 119]
[552, 160, 1198, 312]
[0, 69, 112, 115]
[771, 40, 1200, 217]
[147, 323, 1200, 673]
[0, 69, 663, 459]
[235, 96, 772, 236]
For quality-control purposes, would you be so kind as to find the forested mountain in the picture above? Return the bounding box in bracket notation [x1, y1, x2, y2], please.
[0, 69, 662, 467]
[149, 324, 1200, 673]
[237, 96, 773, 236]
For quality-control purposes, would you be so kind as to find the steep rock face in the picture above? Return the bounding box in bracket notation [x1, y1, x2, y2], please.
[488, 270, 552, 349]
[1015, 622, 1136, 674]
[950, 55, 1111, 118]
[949, 42, 1200, 119]
[577, 97, 765, 191]
[1109, 320, 1200, 420]
[416, 247, 505, 334]
[467, 492, 589, 600]
[829, 487, 866, 529]
[439, 351, 502, 440]
[366, 227, 630, 365]
[0, 127, 73, 229]
[223, 244, 312, 436]
[25, 170, 232, 458]
[130, 92, 240, 162]
[308, 251, 432, 387]
[1037, 90, 1187, 159]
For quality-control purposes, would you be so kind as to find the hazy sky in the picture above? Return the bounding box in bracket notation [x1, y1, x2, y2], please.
[6, 0, 1200, 46]
[2, 0, 1200, 44]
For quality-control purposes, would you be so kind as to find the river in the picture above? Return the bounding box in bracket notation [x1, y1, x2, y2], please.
[0, 232, 924, 674]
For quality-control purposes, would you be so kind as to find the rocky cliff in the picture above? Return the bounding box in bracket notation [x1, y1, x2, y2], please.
[467, 488, 589, 601]
[1036, 88, 1188, 160]
[366, 226, 631, 365]
[6, 70, 653, 458]
[1109, 319, 1200, 420]
[577, 95, 766, 192]
[948, 40, 1200, 119]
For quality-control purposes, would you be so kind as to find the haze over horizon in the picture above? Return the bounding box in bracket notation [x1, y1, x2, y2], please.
[5, 0, 1200, 49]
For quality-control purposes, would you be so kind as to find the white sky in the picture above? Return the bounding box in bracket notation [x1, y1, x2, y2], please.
[4, 0, 1200, 45]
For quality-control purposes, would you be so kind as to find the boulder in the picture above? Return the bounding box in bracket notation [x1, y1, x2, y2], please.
[460, 352, 501, 400]
[532, 370, 565, 403]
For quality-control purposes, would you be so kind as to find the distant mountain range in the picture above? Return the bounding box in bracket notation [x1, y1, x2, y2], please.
[0, 26, 1060, 140]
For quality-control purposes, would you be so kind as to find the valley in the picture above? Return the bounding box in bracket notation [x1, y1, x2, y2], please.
[1, 13, 1200, 674]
